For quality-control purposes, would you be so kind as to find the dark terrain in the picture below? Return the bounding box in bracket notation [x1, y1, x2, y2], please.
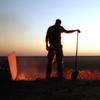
[1, 56, 100, 100]
[1, 79, 100, 100]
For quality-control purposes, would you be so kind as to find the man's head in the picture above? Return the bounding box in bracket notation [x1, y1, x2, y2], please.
[55, 19, 61, 25]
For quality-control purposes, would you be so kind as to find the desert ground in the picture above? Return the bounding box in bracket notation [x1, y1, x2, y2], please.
[1, 56, 100, 100]
[1, 79, 100, 100]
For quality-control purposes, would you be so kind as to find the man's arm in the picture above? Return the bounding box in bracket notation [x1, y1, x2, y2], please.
[63, 28, 80, 34]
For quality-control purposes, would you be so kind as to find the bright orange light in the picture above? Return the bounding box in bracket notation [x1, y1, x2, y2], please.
[8, 51, 17, 80]
[16, 69, 100, 80]
[17, 72, 35, 80]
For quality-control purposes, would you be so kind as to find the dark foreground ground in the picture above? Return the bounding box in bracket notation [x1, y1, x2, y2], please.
[1, 79, 100, 100]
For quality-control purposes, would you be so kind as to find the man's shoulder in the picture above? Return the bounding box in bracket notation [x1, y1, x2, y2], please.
[48, 25, 64, 31]
[47, 25, 55, 31]
[60, 25, 64, 29]
[49, 25, 55, 28]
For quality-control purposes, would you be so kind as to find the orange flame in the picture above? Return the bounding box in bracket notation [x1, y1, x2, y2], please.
[8, 51, 17, 80]
[16, 69, 100, 81]
[17, 72, 35, 80]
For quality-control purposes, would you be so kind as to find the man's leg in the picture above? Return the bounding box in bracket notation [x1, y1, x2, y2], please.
[46, 49, 54, 79]
[56, 57, 63, 78]
[56, 46, 63, 78]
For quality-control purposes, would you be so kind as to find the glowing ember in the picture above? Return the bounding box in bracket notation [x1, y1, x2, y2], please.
[78, 70, 100, 80]
[16, 69, 100, 81]
[17, 72, 35, 80]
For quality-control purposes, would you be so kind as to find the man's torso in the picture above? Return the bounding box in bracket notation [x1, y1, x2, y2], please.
[47, 25, 64, 45]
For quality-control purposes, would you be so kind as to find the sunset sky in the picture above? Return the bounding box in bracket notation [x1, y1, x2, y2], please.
[1, 0, 100, 56]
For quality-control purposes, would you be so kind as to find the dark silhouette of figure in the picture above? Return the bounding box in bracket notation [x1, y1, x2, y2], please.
[45, 19, 80, 80]
[0, 58, 11, 81]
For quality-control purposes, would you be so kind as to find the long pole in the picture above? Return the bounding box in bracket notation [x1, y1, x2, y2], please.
[75, 31, 79, 71]
[71, 31, 79, 80]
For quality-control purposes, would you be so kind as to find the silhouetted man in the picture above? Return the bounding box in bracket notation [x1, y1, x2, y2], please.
[45, 19, 80, 80]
